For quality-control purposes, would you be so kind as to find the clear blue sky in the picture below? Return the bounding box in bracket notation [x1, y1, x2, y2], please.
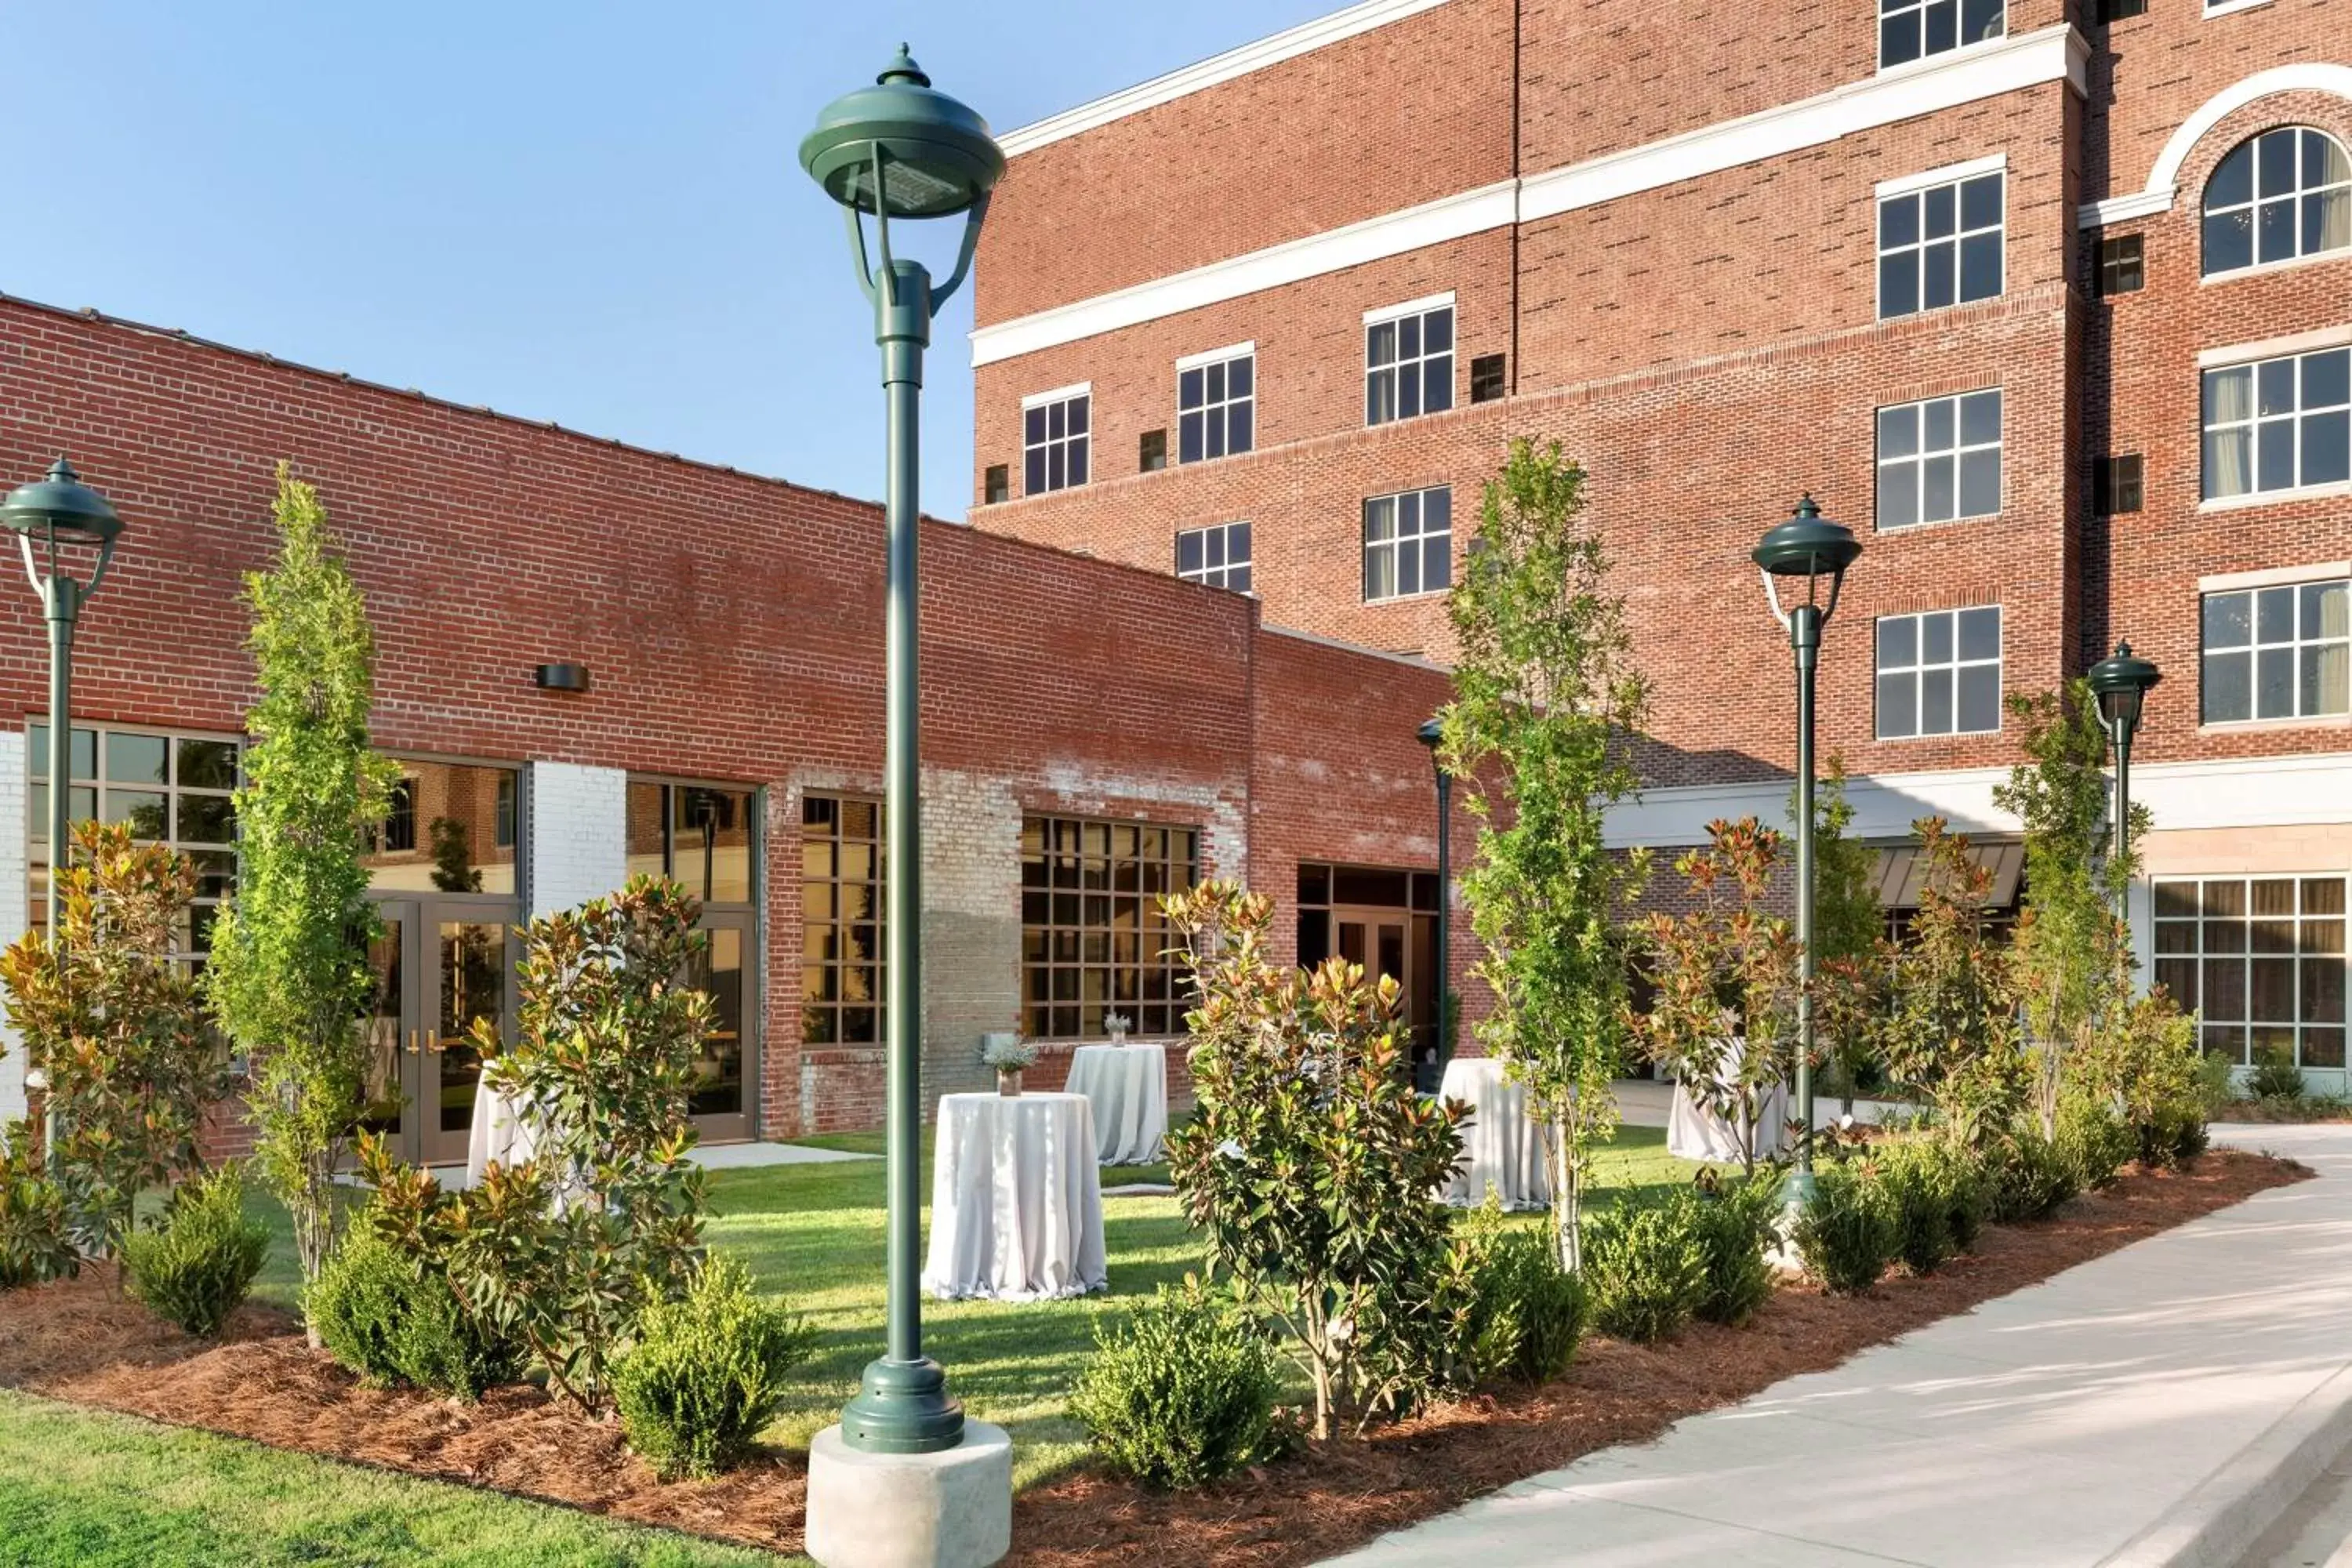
[3, 2, 1333, 519]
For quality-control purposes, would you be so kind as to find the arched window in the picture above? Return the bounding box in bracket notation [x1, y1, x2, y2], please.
[2203, 126, 2351, 276]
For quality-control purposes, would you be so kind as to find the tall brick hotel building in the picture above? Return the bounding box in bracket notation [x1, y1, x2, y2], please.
[972, 0, 2352, 1086]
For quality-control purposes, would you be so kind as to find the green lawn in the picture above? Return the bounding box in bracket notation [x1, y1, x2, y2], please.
[24, 1123, 1698, 1565]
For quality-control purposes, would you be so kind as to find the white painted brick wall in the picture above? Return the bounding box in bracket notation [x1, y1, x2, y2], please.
[0, 731, 23, 1123]
[526, 762, 627, 917]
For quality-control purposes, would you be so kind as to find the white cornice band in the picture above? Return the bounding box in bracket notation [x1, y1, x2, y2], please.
[972, 25, 2084, 368]
[999, 0, 1455, 157]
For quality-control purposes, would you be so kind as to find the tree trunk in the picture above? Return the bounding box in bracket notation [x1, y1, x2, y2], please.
[1551, 1116, 1581, 1273]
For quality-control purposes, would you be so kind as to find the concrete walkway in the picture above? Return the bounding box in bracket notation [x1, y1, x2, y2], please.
[1326, 1122, 2352, 1568]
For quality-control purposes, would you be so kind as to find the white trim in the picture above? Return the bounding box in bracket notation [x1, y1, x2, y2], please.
[998, 0, 1454, 156]
[1174, 340, 1254, 371]
[2198, 325, 2352, 369]
[2200, 561, 2352, 593]
[2204, 245, 2352, 286]
[1363, 292, 1456, 325]
[1875, 151, 2008, 198]
[1020, 380, 1092, 409]
[2201, 0, 2274, 16]
[2201, 481, 2352, 514]
[971, 181, 1514, 368]
[1518, 25, 2076, 224]
[971, 25, 2083, 368]
[2078, 188, 2174, 229]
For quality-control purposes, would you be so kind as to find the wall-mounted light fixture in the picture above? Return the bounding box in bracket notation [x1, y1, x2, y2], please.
[533, 662, 591, 692]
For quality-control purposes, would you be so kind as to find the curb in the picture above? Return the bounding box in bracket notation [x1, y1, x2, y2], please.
[2098, 1359, 2352, 1568]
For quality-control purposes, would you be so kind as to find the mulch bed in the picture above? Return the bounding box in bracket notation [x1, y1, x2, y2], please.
[0, 1149, 2308, 1564]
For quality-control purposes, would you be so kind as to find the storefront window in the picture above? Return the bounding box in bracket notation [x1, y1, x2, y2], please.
[2154, 877, 2347, 1069]
[802, 794, 883, 1046]
[1021, 816, 1200, 1039]
[361, 760, 519, 895]
[627, 779, 755, 905]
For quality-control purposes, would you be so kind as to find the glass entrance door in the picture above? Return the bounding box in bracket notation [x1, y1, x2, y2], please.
[362, 898, 515, 1167]
[686, 911, 753, 1142]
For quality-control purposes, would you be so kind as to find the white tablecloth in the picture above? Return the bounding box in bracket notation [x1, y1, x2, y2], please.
[1064, 1044, 1168, 1165]
[465, 1082, 543, 1185]
[922, 1091, 1109, 1301]
[1439, 1055, 1552, 1211]
[1665, 1039, 1788, 1163]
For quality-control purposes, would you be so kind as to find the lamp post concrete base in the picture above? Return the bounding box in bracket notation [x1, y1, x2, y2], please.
[804, 1421, 1012, 1568]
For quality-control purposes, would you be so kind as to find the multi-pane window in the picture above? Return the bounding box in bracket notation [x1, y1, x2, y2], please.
[1877, 390, 2002, 529]
[1363, 487, 1453, 602]
[1019, 816, 1200, 1040]
[2202, 128, 2352, 278]
[1875, 607, 2002, 739]
[2097, 0, 2147, 18]
[1879, 171, 2004, 318]
[1879, 0, 2004, 69]
[2097, 234, 2146, 296]
[1470, 353, 1507, 403]
[983, 464, 1009, 505]
[1366, 300, 1454, 426]
[1178, 347, 1254, 463]
[1139, 430, 1167, 473]
[626, 780, 756, 904]
[2155, 877, 2347, 1069]
[27, 724, 238, 966]
[361, 760, 518, 895]
[800, 795, 884, 1047]
[2201, 580, 2350, 723]
[1022, 387, 1090, 495]
[2201, 347, 2351, 500]
[2093, 454, 2144, 516]
[1176, 521, 1251, 592]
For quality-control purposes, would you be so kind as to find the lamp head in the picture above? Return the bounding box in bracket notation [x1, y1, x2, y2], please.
[1751, 495, 1861, 583]
[0, 458, 124, 549]
[1417, 716, 1443, 750]
[2087, 639, 2161, 737]
[800, 45, 1005, 219]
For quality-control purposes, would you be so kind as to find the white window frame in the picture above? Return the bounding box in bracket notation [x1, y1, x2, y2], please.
[1362, 486, 1453, 604]
[2152, 875, 2347, 1071]
[1176, 343, 1255, 465]
[2201, 126, 2352, 280]
[1877, 0, 2007, 73]
[1877, 164, 2005, 320]
[1874, 607, 2004, 740]
[1364, 294, 1455, 427]
[1875, 388, 2003, 531]
[2199, 343, 2352, 505]
[1021, 383, 1091, 496]
[1175, 521, 1252, 593]
[2199, 575, 2350, 726]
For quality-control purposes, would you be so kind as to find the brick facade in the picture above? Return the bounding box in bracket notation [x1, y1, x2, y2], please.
[0, 295, 1465, 1141]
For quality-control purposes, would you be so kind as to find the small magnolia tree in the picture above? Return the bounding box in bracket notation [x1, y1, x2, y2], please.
[363, 877, 712, 1410]
[205, 466, 399, 1317]
[1994, 682, 2143, 1137]
[1632, 818, 1801, 1175]
[1875, 818, 2026, 1150]
[1799, 760, 1888, 1115]
[1443, 439, 1648, 1270]
[1162, 881, 1469, 1440]
[0, 823, 219, 1263]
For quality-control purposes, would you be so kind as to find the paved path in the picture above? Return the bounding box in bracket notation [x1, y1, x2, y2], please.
[1326, 1122, 2352, 1568]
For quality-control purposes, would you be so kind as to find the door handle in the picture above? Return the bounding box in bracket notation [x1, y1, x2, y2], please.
[425, 1029, 443, 1055]
[406, 1028, 421, 1056]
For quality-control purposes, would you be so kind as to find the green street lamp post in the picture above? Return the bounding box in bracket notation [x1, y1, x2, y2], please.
[0, 458, 125, 1167]
[1752, 495, 1861, 1207]
[1417, 716, 1453, 1091]
[2088, 641, 2161, 920]
[800, 46, 1004, 1460]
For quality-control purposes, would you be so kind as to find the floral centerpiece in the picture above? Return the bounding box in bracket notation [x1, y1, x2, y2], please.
[982, 1031, 1038, 1096]
[1105, 1011, 1132, 1045]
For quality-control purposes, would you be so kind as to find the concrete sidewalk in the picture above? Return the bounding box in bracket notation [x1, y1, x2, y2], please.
[1326, 1122, 2352, 1568]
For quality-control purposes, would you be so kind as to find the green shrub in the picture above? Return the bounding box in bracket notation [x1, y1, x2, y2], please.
[1479, 1232, 1589, 1383]
[0, 1120, 76, 1290]
[2058, 1098, 2134, 1192]
[1935, 1142, 1991, 1254]
[1792, 1163, 1897, 1295]
[613, 1255, 815, 1480]
[307, 1222, 523, 1399]
[1690, 1177, 1781, 1327]
[1582, 1198, 1706, 1344]
[1882, 1146, 1956, 1276]
[122, 1164, 267, 1338]
[2156, 1105, 2210, 1167]
[1986, 1127, 2081, 1223]
[1069, 1280, 1286, 1490]
[2248, 1048, 2305, 1102]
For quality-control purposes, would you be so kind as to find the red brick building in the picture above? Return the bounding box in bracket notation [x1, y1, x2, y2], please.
[0, 294, 1469, 1149]
[969, 0, 2352, 1087]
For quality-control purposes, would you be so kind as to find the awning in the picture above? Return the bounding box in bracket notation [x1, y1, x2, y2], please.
[1871, 840, 2024, 910]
